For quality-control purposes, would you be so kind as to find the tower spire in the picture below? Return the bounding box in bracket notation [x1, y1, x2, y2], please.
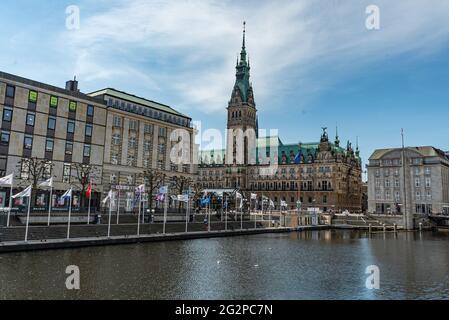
[335, 124, 340, 147]
[240, 21, 247, 64]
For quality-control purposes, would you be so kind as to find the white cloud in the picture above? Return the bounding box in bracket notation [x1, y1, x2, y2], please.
[61, 0, 449, 113]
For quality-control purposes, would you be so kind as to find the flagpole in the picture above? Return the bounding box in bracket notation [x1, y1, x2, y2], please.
[137, 191, 141, 236]
[7, 174, 13, 227]
[185, 194, 189, 233]
[47, 183, 53, 226]
[67, 189, 72, 240]
[163, 189, 168, 235]
[241, 200, 243, 230]
[116, 184, 121, 225]
[208, 196, 211, 232]
[108, 194, 112, 238]
[225, 195, 228, 231]
[87, 178, 92, 225]
[24, 187, 32, 242]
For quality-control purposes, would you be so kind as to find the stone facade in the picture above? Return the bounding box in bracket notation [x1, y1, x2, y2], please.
[88, 88, 196, 212]
[367, 146, 449, 216]
[0, 72, 107, 209]
[197, 25, 363, 213]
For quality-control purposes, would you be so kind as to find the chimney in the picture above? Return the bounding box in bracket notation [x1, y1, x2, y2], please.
[65, 76, 79, 92]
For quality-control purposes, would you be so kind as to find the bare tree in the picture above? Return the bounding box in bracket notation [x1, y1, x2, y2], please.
[172, 176, 193, 211]
[16, 157, 54, 207]
[191, 182, 204, 210]
[73, 164, 101, 209]
[141, 169, 166, 210]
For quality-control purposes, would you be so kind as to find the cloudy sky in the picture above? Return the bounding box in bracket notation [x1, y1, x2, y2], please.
[1, 0, 449, 172]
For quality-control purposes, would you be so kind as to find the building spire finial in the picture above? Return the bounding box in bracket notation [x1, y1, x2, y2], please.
[243, 21, 246, 49]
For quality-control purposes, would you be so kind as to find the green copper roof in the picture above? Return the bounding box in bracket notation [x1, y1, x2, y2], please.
[88, 88, 190, 119]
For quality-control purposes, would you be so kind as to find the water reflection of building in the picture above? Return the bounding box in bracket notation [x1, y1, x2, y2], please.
[197, 24, 363, 213]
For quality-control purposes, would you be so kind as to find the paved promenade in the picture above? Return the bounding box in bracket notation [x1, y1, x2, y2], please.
[0, 223, 330, 253]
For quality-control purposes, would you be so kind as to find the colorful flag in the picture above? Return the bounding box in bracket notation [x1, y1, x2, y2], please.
[38, 177, 53, 188]
[201, 196, 211, 206]
[0, 174, 13, 186]
[136, 184, 145, 194]
[262, 195, 269, 202]
[86, 181, 92, 198]
[156, 193, 165, 202]
[177, 194, 189, 202]
[159, 186, 168, 194]
[12, 185, 32, 199]
[61, 188, 72, 199]
[294, 150, 302, 164]
[102, 190, 113, 204]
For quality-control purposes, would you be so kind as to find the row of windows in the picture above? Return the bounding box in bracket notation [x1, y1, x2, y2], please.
[375, 167, 432, 177]
[112, 116, 168, 136]
[4, 84, 95, 116]
[2, 108, 93, 137]
[375, 190, 432, 201]
[108, 99, 190, 127]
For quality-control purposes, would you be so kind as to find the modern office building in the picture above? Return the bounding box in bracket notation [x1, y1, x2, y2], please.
[367, 146, 449, 217]
[0, 71, 107, 210]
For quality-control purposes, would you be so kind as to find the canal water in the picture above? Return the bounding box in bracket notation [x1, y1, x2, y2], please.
[1, 230, 449, 300]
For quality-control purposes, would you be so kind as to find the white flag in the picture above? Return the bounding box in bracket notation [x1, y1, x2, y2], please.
[177, 194, 189, 202]
[135, 184, 145, 193]
[61, 188, 72, 199]
[251, 193, 257, 200]
[159, 186, 168, 194]
[38, 178, 53, 188]
[269, 200, 275, 208]
[0, 174, 13, 186]
[102, 190, 113, 204]
[236, 192, 243, 199]
[239, 198, 244, 209]
[281, 200, 288, 208]
[12, 185, 32, 199]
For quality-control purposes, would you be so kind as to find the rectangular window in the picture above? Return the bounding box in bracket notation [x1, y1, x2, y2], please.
[67, 121, 75, 134]
[416, 191, 421, 201]
[426, 191, 432, 201]
[85, 124, 93, 137]
[1, 131, 10, 144]
[129, 120, 138, 131]
[26, 113, 35, 126]
[144, 124, 153, 134]
[2, 108, 13, 122]
[69, 101, 77, 112]
[28, 90, 38, 103]
[83, 145, 91, 157]
[63, 164, 71, 183]
[87, 105, 94, 117]
[425, 178, 431, 188]
[24, 135, 33, 150]
[415, 178, 420, 187]
[65, 142, 73, 155]
[48, 117, 56, 130]
[6, 85, 15, 98]
[159, 127, 167, 137]
[113, 116, 121, 127]
[111, 154, 119, 165]
[50, 96, 58, 108]
[415, 167, 420, 176]
[112, 134, 121, 145]
[425, 167, 431, 175]
[45, 139, 54, 152]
